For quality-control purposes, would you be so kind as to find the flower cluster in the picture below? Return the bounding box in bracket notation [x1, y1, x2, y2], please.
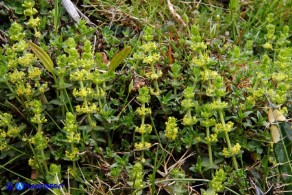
[22, 0, 41, 38]
[214, 121, 234, 134]
[222, 143, 241, 157]
[134, 142, 151, 150]
[8, 22, 26, 41]
[210, 99, 228, 110]
[65, 147, 79, 161]
[29, 131, 48, 151]
[63, 112, 80, 144]
[28, 157, 40, 169]
[209, 169, 227, 192]
[130, 162, 144, 191]
[75, 102, 98, 114]
[181, 87, 198, 126]
[29, 100, 47, 125]
[0, 113, 22, 151]
[169, 63, 182, 96]
[200, 103, 218, 166]
[165, 117, 179, 141]
[64, 38, 105, 128]
[133, 26, 162, 95]
[135, 86, 152, 150]
[189, 25, 207, 52]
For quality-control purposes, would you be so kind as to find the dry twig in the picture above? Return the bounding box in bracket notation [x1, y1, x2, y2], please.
[167, 0, 187, 27]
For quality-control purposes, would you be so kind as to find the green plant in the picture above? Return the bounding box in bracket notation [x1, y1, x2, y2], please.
[0, 0, 291, 194]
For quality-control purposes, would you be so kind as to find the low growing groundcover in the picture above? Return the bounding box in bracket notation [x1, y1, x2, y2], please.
[0, 0, 291, 194]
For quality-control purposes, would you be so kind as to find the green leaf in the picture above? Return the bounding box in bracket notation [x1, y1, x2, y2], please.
[128, 79, 134, 93]
[109, 46, 131, 73]
[28, 41, 54, 75]
[75, 26, 99, 41]
[54, 0, 60, 32]
[273, 122, 292, 191]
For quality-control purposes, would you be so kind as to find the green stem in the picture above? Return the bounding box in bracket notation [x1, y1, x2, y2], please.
[71, 143, 77, 188]
[206, 126, 213, 167]
[40, 149, 49, 176]
[150, 63, 160, 94]
[219, 109, 238, 170]
[153, 80, 160, 94]
[174, 85, 177, 97]
[38, 123, 49, 176]
[187, 109, 200, 154]
[96, 86, 103, 108]
[141, 103, 145, 160]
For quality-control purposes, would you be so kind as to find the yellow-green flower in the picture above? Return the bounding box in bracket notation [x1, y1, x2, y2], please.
[70, 69, 88, 81]
[222, 147, 229, 157]
[133, 52, 145, 60]
[27, 17, 41, 28]
[28, 157, 40, 169]
[7, 126, 19, 137]
[222, 143, 241, 157]
[182, 115, 197, 126]
[134, 141, 151, 150]
[141, 42, 157, 53]
[0, 130, 6, 138]
[31, 113, 47, 124]
[136, 107, 152, 117]
[65, 147, 79, 160]
[205, 133, 218, 143]
[66, 132, 81, 143]
[75, 102, 98, 114]
[38, 83, 48, 94]
[211, 100, 228, 110]
[262, 42, 273, 49]
[231, 143, 241, 156]
[143, 53, 160, 64]
[16, 83, 32, 97]
[201, 118, 216, 128]
[29, 131, 48, 150]
[165, 117, 179, 141]
[224, 121, 234, 132]
[9, 70, 26, 83]
[135, 124, 152, 134]
[23, 8, 38, 16]
[181, 99, 196, 109]
[73, 87, 93, 98]
[28, 67, 41, 80]
[34, 31, 41, 38]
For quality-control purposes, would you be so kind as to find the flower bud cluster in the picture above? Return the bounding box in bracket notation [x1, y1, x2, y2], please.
[133, 26, 162, 95]
[29, 131, 48, 151]
[189, 25, 207, 52]
[165, 117, 179, 141]
[29, 100, 47, 124]
[222, 143, 241, 157]
[209, 169, 227, 192]
[135, 87, 152, 150]
[130, 162, 144, 190]
[22, 0, 41, 38]
[63, 112, 80, 144]
[0, 113, 22, 151]
[181, 87, 197, 126]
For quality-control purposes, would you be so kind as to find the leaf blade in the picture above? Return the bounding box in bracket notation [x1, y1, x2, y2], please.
[28, 41, 54, 74]
[109, 46, 131, 73]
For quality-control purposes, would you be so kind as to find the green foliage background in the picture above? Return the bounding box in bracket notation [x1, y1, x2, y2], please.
[0, 0, 291, 194]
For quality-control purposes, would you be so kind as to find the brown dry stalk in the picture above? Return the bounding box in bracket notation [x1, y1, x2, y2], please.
[167, 0, 187, 27]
